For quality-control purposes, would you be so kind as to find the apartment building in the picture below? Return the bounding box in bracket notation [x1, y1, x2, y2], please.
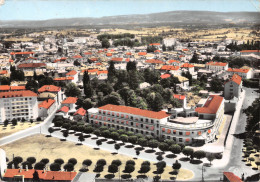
[206, 62, 228, 72]
[88, 95, 224, 146]
[0, 90, 38, 123]
[224, 74, 242, 100]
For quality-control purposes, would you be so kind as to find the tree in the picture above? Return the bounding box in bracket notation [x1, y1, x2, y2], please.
[255, 161, 260, 170]
[248, 157, 255, 165]
[128, 70, 140, 90]
[169, 144, 182, 156]
[156, 154, 164, 162]
[138, 165, 151, 175]
[111, 132, 119, 141]
[120, 134, 128, 144]
[114, 143, 120, 154]
[34, 162, 45, 170]
[68, 158, 77, 166]
[50, 163, 61, 171]
[26, 157, 36, 164]
[210, 77, 223, 92]
[61, 129, 68, 140]
[108, 164, 118, 174]
[101, 92, 124, 106]
[136, 150, 140, 159]
[146, 92, 164, 111]
[83, 159, 92, 170]
[112, 160, 122, 167]
[22, 161, 32, 169]
[54, 158, 64, 165]
[193, 150, 206, 161]
[40, 158, 49, 165]
[206, 154, 215, 165]
[4, 119, 9, 127]
[32, 170, 40, 181]
[94, 165, 104, 174]
[83, 71, 93, 98]
[126, 61, 137, 72]
[138, 138, 148, 148]
[48, 127, 54, 136]
[97, 159, 107, 166]
[64, 163, 74, 171]
[158, 142, 169, 153]
[96, 139, 102, 148]
[162, 44, 166, 51]
[128, 136, 138, 144]
[172, 160, 181, 172]
[148, 139, 159, 150]
[13, 156, 23, 168]
[190, 51, 199, 63]
[182, 148, 194, 159]
[78, 134, 85, 144]
[123, 164, 135, 175]
[101, 38, 110, 48]
[11, 118, 17, 126]
[64, 83, 81, 97]
[108, 61, 116, 82]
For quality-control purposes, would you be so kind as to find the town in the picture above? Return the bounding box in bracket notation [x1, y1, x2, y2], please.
[0, 11, 260, 182]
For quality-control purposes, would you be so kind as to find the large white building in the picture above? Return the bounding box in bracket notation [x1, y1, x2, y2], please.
[224, 74, 242, 100]
[88, 95, 224, 146]
[227, 68, 253, 79]
[0, 90, 38, 123]
[206, 61, 228, 72]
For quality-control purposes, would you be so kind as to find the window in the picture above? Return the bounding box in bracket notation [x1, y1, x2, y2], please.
[179, 138, 183, 142]
[151, 120, 154, 124]
[141, 118, 143, 122]
[179, 132, 183, 136]
[141, 124, 143, 128]
[167, 136, 171, 139]
[146, 119, 148, 122]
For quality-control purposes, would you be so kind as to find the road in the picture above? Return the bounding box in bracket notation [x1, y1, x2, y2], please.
[0, 87, 258, 181]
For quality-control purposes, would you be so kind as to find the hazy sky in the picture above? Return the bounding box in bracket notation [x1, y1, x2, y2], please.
[0, 0, 259, 21]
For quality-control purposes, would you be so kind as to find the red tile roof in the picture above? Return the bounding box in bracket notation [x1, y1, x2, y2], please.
[106, 53, 113, 57]
[160, 74, 171, 79]
[173, 94, 186, 100]
[84, 52, 92, 55]
[4, 169, 76, 181]
[10, 86, 26, 90]
[57, 106, 70, 113]
[111, 57, 123, 62]
[160, 65, 180, 71]
[240, 50, 260, 53]
[154, 50, 160, 53]
[89, 58, 98, 62]
[181, 63, 194, 68]
[227, 68, 250, 73]
[72, 55, 83, 59]
[99, 104, 170, 119]
[149, 43, 161, 46]
[182, 49, 189, 51]
[74, 108, 86, 116]
[38, 85, 61, 92]
[39, 99, 55, 109]
[168, 60, 180, 64]
[195, 95, 223, 114]
[0, 85, 10, 91]
[62, 97, 78, 104]
[138, 52, 147, 56]
[0, 70, 8, 75]
[228, 74, 242, 85]
[54, 77, 74, 81]
[146, 59, 164, 64]
[17, 63, 46, 68]
[44, 171, 77, 181]
[0, 90, 37, 98]
[223, 172, 243, 182]
[126, 52, 132, 55]
[206, 61, 228, 66]
[66, 70, 77, 76]
[97, 70, 108, 75]
[10, 52, 34, 55]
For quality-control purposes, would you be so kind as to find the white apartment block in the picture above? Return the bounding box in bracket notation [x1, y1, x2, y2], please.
[0, 91, 38, 123]
[206, 61, 228, 72]
[224, 74, 242, 100]
[88, 95, 225, 146]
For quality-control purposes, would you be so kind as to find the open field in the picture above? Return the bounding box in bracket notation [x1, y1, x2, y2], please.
[3, 37, 35, 42]
[1, 134, 194, 180]
[0, 122, 40, 138]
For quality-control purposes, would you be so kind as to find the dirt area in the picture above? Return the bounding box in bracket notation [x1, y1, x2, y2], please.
[1, 134, 194, 180]
[186, 92, 201, 107]
[0, 122, 40, 138]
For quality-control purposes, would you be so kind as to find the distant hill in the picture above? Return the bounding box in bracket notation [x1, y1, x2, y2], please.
[0, 11, 259, 28]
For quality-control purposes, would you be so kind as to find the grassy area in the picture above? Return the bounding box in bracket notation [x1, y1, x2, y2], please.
[0, 122, 40, 138]
[2, 134, 194, 180]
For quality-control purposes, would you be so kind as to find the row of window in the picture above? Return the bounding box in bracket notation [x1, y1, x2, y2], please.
[97, 110, 159, 124]
[162, 128, 211, 136]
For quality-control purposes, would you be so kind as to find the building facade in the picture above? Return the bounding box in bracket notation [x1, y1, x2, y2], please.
[0, 91, 38, 123]
[224, 74, 242, 100]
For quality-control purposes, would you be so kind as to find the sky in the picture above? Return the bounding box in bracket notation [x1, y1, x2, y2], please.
[0, 0, 259, 21]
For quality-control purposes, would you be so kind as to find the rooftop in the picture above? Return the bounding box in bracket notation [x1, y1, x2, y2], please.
[0, 90, 37, 98]
[195, 95, 223, 114]
[38, 85, 61, 93]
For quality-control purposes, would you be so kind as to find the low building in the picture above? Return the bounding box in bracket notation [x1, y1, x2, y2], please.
[0, 90, 38, 123]
[61, 97, 78, 112]
[73, 108, 87, 121]
[3, 169, 77, 182]
[206, 61, 228, 72]
[38, 99, 56, 118]
[227, 68, 253, 79]
[38, 85, 63, 104]
[224, 74, 242, 100]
